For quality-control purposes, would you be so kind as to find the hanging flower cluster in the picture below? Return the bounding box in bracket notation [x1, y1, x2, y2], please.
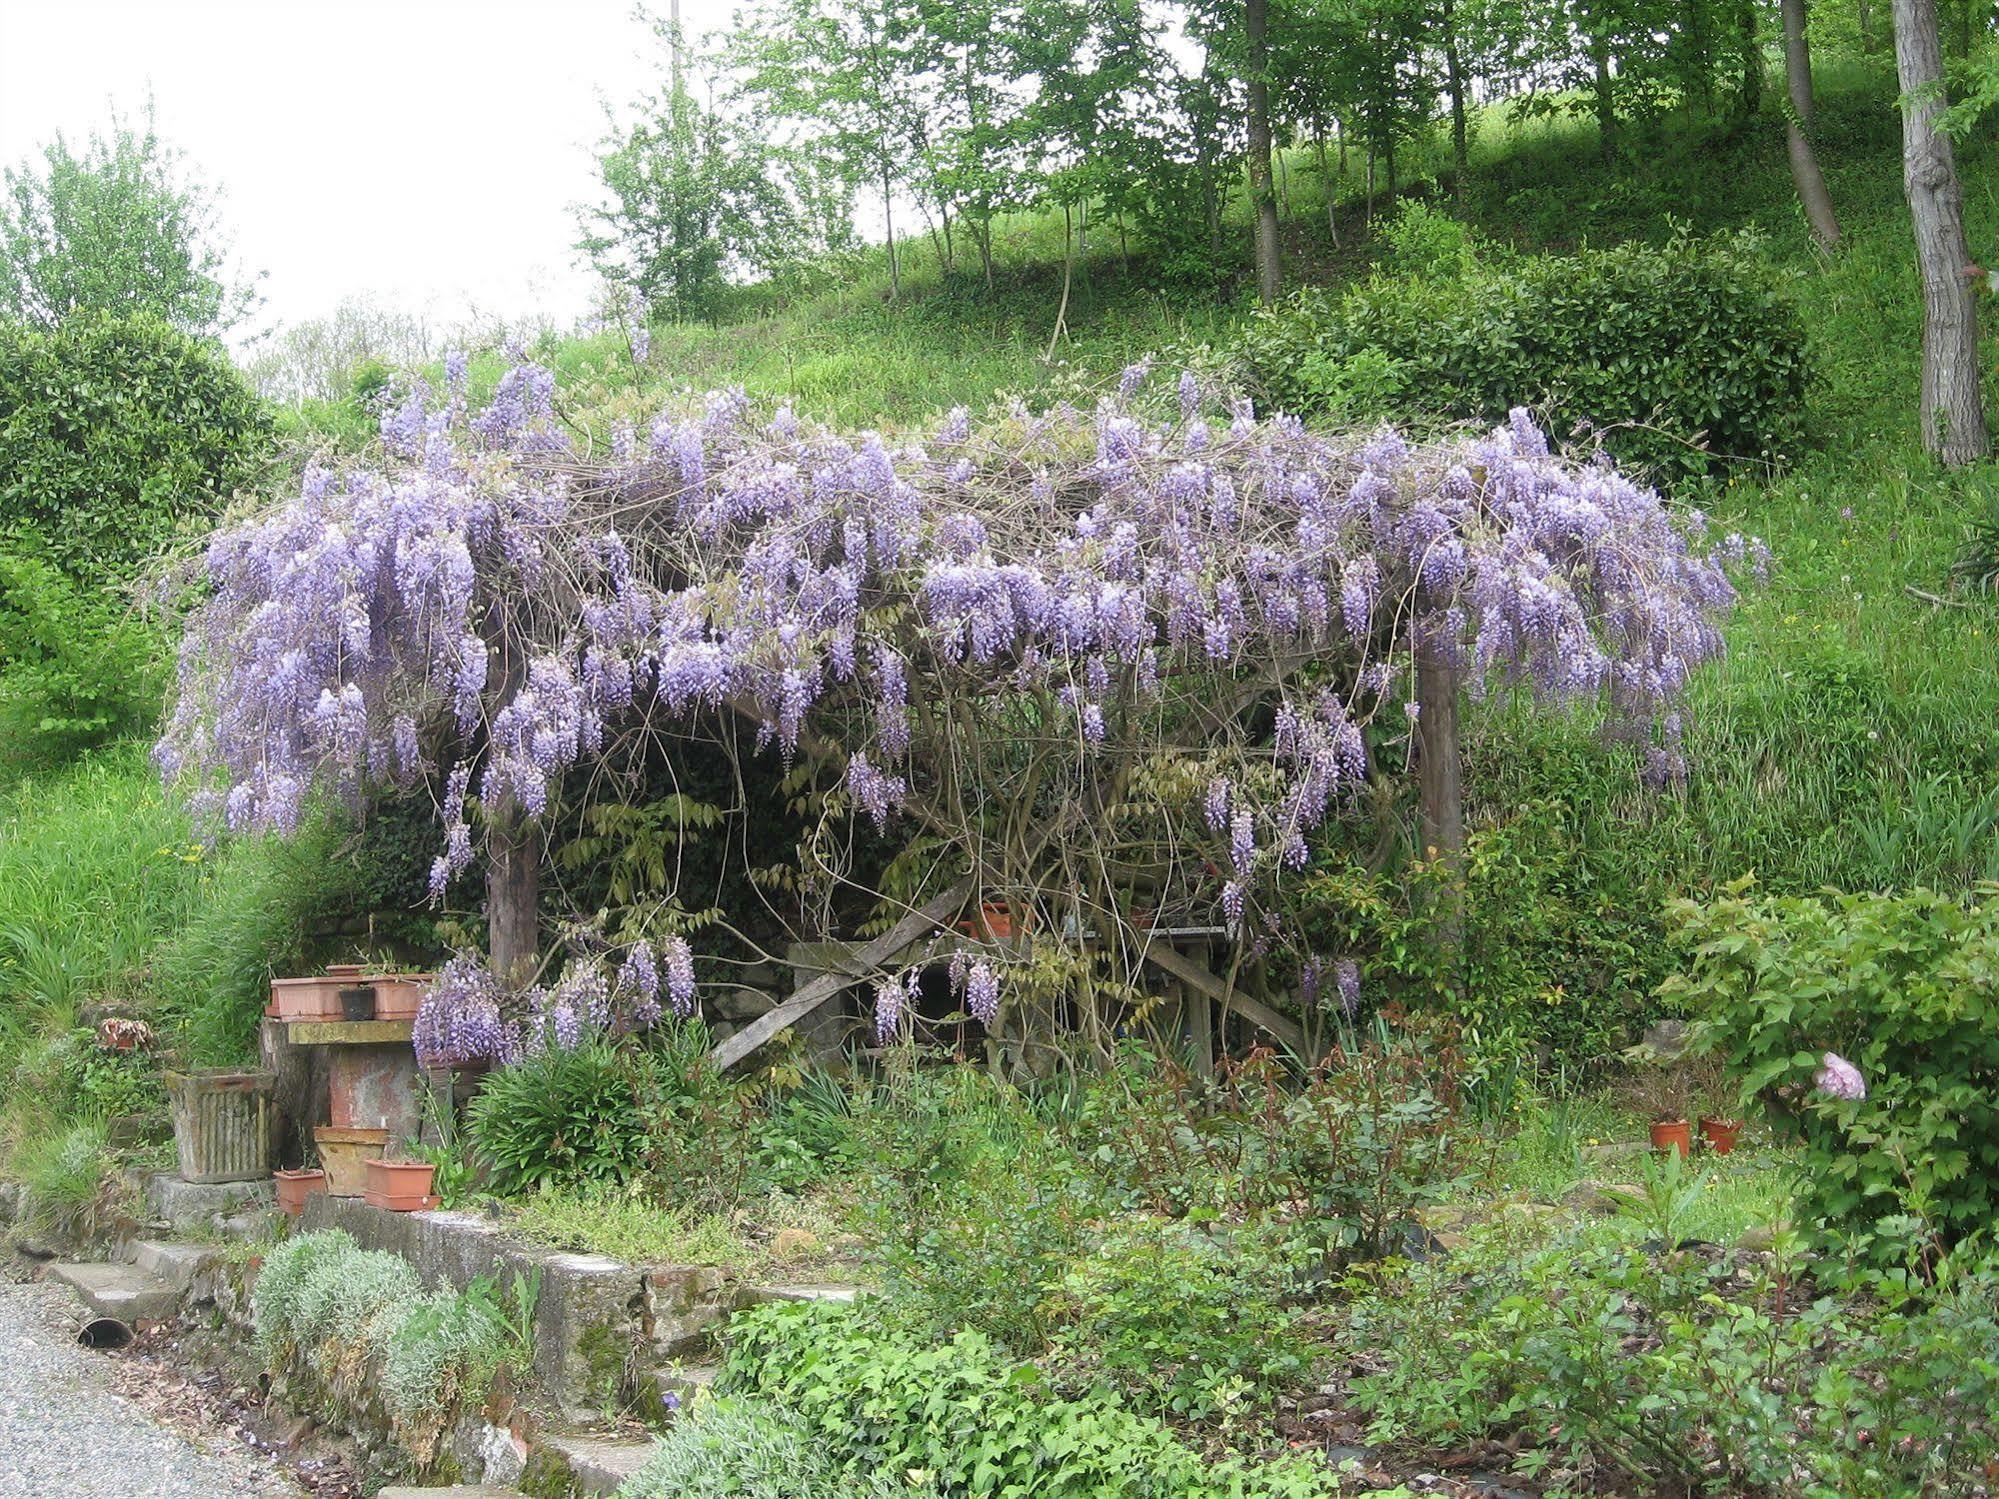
[161, 355, 1757, 1049]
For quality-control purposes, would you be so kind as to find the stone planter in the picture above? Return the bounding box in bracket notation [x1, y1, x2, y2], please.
[165, 1069, 275, 1184]
[314, 1126, 390, 1196]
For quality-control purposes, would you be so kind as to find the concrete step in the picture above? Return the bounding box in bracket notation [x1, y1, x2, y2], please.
[529, 1431, 659, 1497]
[47, 1261, 183, 1324]
[128, 1239, 223, 1291]
[734, 1281, 860, 1310]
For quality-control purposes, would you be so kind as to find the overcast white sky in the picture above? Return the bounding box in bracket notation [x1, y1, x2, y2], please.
[0, 0, 734, 340]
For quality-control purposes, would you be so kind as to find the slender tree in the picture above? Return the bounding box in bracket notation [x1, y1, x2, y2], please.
[1782, 0, 1843, 248]
[1893, 0, 1988, 462]
[1246, 0, 1283, 303]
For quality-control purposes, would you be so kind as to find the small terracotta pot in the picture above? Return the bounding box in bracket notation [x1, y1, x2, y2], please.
[364, 1159, 438, 1212]
[1699, 1117, 1742, 1156]
[274, 1167, 328, 1216]
[958, 903, 1029, 940]
[313, 1125, 389, 1195]
[338, 985, 377, 1021]
[1650, 1119, 1693, 1156]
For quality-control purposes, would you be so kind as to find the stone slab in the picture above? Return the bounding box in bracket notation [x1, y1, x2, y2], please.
[140, 1171, 275, 1236]
[128, 1239, 224, 1291]
[534, 1432, 658, 1497]
[47, 1261, 183, 1322]
[287, 1019, 416, 1046]
[734, 1281, 860, 1309]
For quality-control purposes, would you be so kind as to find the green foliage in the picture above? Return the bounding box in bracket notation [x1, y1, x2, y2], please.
[8, 1119, 110, 1234]
[618, 1395, 943, 1499]
[6, 1027, 163, 1125]
[0, 103, 259, 337]
[0, 752, 195, 1039]
[1667, 884, 1999, 1264]
[1238, 230, 1810, 482]
[1293, 799, 1667, 1065]
[465, 1038, 653, 1195]
[507, 1187, 754, 1268]
[0, 539, 162, 767]
[1045, 1222, 1316, 1423]
[1340, 1218, 1999, 1494]
[0, 312, 271, 577]
[724, 1300, 1335, 1499]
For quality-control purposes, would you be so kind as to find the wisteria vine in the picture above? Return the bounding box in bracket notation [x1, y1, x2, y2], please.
[158, 353, 1758, 1063]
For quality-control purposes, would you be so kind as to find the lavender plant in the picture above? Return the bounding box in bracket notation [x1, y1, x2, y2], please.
[158, 353, 1756, 1061]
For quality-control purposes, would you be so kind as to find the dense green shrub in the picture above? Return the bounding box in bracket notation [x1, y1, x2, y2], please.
[1237, 230, 1809, 482]
[1667, 884, 1999, 1264]
[1292, 799, 1669, 1066]
[725, 1300, 1335, 1499]
[617, 1396, 942, 1499]
[0, 538, 162, 766]
[1341, 1219, 1999, 1493]
[0, 312, 270, 576]
[464, 1039, 652, 1194]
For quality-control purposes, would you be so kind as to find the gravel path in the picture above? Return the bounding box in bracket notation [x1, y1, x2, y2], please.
[0, 1276, 301, 1498]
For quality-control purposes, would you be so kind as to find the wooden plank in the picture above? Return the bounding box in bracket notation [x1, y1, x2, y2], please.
[1141, 941, 1307, 1056]
[711, 877, 975, 1071]
[287, 1020, 415, 1047]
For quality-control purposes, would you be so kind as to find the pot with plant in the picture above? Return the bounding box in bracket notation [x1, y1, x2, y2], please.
[273, 1166, 328, 1215]
[1622, 1043, 1695, 1157]
[364, 1146, 439, 1211]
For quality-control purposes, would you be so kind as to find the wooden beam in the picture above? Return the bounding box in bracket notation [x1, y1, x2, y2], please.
[711, 877, 975, 1071]
[1141, 941, 1307, 1056]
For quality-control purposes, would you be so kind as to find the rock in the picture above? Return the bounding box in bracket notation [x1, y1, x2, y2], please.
[1736, 1225, 1780, 1253]
[711, 986, 777, 1022]
[1641, 1019, 1691, 1059]
[139, 1172, 275, 1236]
[531, 1431, 658, 1497]
[770, 1227, 820, 1261]
[1580, 1140, 1649, 1165]
[1567, 1180, 1644, 1214]
[646, 1264, 731, 1358]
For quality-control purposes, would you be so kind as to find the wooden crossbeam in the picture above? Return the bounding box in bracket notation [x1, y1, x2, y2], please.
[1141, 940, 1307, 1056]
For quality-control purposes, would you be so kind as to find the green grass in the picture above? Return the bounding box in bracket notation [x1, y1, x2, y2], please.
[503, 1186, 761, 1270]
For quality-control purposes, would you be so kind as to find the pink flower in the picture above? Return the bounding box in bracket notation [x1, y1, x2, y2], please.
[1815, 1052, 1867, 1101]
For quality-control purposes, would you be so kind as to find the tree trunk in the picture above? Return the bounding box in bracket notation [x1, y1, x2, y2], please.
[1245, 0, 1283, 304]
[1894, 0, 1989, 463]
[1591, 24, 1618, 161]
[1442, 0, 1471, 193]
[1315, 129, 1342, 247]
[1737, 0, 1765, 120]
[486, 814, 542, 987]
[1782, 0, 1843, 248]
[880, 156, 900, 298]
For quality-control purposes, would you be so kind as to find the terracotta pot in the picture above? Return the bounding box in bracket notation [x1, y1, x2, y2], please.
[338, 985, 378, 1021]
[368, 974, 431, 1021]
[1699, 1117, 1742, 1156]
[364, 1159, 438, 1212]
[274, 1167, 328, 1216]
[313, 1126, 389, 1196]
[958, 903, 1029, 941]
[1650, 1119, 1693, 1157]
[270, 976, 346, 1022]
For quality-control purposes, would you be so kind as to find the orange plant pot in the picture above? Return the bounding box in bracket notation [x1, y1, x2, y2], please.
[271, 977, 346, 1022]
[364, 1159, 438, 1212]
[1699, 1117, 1742, 1156]
[274, 1168, 328, 1216]
[1650, 1119, 1693, 1157]
[957, 903, 1030, 941]
[368, 974, 431, 1021]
